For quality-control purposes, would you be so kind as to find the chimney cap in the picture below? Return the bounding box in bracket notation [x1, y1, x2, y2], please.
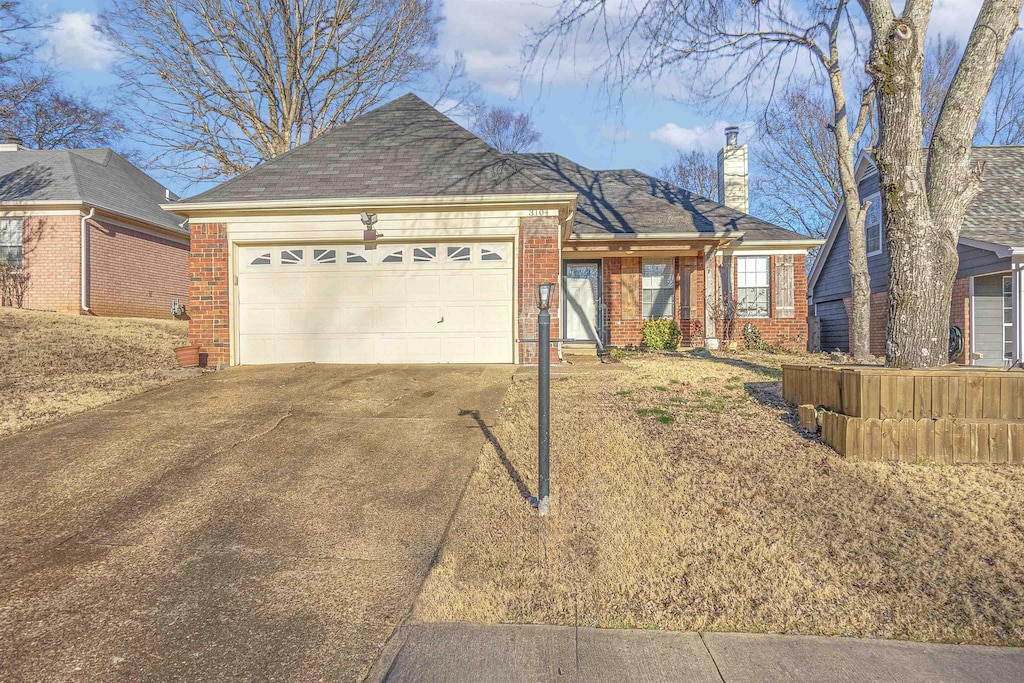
[725, 126, 739, 146]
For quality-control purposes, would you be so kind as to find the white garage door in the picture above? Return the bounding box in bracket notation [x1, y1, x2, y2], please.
[237, 242, 514, 364]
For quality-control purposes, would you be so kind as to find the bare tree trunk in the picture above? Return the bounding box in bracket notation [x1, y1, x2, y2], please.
[861, 0, 1022, 367]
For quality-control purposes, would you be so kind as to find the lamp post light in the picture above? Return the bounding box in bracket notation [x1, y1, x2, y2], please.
[536, 282, 555, 517]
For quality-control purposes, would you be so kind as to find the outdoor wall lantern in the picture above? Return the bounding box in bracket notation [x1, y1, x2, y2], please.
[360, 211, 379, 241]
[537, 282, 554, 311]
[535, 281, 556, 517]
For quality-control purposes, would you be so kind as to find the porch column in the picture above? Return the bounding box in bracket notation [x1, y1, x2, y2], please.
[1014, 263, 1023, 364]
[704, 245, 718, 347]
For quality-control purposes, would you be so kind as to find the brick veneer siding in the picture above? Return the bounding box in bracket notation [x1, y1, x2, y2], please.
[19, 214, 81, 313]
[838, 275, 971, 362]
[188, 222, 230, 366]
[518, 216, 561, 364]
[599, 253, 808, 351]
[87, 218, 189, 318]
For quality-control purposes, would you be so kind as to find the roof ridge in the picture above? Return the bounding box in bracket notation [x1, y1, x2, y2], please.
[64, 150, 87, 204]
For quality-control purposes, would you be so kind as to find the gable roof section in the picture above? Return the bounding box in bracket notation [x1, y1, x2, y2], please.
[511, 153, 813, 241]
[182, 94, 551, 204]
[809, 146, 1024, 296]
[0, 148, 184, 234]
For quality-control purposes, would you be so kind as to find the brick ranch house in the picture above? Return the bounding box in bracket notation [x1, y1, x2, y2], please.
[165, 94, 821, 366]
[809, 148, 1024, 366]
[0, 138, 189, 318]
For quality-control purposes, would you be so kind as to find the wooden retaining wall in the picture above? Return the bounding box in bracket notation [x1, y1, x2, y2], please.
[782, 365, 1024, 421]
[814, 410, 1024, 464]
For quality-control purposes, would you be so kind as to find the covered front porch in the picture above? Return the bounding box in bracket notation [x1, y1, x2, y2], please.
[969, 264, 1024, 367]
[559, 235, 813, 353]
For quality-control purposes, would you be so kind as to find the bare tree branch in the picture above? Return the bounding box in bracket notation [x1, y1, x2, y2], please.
[657, 149, 717, 199]
[102, 0, 441, 182]
[471, 106, 541, 154]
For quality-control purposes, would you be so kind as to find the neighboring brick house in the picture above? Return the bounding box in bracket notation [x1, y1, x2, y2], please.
[165, 94, 820, 367]
[0, 139, 189, 318]
[809, 149, 1024, 367]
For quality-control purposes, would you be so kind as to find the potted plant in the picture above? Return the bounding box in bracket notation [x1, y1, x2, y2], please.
[174, 344, 201, 368]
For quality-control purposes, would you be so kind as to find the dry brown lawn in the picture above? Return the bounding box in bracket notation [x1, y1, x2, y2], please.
[0, 308, 190, 437]
[415, 350, 1024, 645]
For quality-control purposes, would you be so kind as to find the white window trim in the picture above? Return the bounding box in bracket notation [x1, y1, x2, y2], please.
[736, 255, 771, 319]
[642, 258, 675, 320]
[865, 193, 884, 257]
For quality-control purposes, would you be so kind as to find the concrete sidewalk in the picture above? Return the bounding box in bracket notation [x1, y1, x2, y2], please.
[367, 622, 1024, 682]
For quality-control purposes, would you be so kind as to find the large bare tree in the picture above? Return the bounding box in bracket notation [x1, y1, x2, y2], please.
[979, 39, 1024, 144]
[0, 69, 126, 149]
[657, 149, 717, 199]
[756, 87, 843, 239]
[530, 0, 877, 359]
[471, 105, 541, 154]
[103, 0, 441, 181]
[858, 0, 1022, 367]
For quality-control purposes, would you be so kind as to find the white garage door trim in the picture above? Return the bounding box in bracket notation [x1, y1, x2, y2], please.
[234, 241, 515, 365]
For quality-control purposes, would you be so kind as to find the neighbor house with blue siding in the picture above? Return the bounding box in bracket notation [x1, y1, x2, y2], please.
[808, 148, 1024, 366]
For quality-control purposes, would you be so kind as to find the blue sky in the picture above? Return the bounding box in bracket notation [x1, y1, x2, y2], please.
[29, 0, 985, 198]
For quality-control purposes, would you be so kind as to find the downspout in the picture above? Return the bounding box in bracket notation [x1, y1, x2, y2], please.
[80, 207, 95, 313]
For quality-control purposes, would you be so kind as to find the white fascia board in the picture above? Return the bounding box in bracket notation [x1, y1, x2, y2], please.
[959, 237, 1024, 259]
[568, 231, 744, 241]
[162, 193, 580, 216]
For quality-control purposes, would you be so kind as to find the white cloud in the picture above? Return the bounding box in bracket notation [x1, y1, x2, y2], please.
[440, 0, 620, 96]
[44, 12, 117, 72]
[650, 120, 755, 152]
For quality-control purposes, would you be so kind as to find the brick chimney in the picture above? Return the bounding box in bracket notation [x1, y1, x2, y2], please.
[717, 126, 748, 213]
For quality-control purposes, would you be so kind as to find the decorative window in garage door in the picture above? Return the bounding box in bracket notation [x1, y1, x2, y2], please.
[446, 246, 472, 262]
[480, 244, 508, 262]
[313, 248, 337, 264]
[413, 246, 437, 263]
[248, 251, 272, 266]
[379, 246, 405, 263]
[345, 249, 368, 264]
[281, 248, 304, 265]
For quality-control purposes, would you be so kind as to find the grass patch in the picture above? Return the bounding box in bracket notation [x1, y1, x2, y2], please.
[415, 350, 1024, 646]
[635, 407, 674, 424]
[0, 308, 189, 437]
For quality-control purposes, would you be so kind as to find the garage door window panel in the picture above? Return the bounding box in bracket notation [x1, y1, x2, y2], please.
[413, 246, 437, 263]
[480, 244, 509, 263]
[313, 248, 337, 264]
[446, 246, 472, 262]
[281, 249, 304, 265]
[346, 249, 369, 264]
[379, 246, 405, 264]
[247, 250, 272, 266]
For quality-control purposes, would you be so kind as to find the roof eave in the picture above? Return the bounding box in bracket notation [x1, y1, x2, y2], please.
[162, 193, 580, 216]
[568, 231, 744, 241]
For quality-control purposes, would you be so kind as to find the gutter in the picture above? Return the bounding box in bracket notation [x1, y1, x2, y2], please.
[81, 207, 95, 313]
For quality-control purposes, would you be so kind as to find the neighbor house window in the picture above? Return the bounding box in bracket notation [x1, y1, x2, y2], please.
[0, 217, 22, 268]
[642, 258, 675, 319]
[737, 256, 770, 318]
[865, 197, 883, 255]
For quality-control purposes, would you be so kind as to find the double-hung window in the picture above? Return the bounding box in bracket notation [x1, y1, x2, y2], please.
[642, 258, 675, 319]
[865, 196, 883, 255]
[0, 217, 22, 268]
[737, 256, 770, 318]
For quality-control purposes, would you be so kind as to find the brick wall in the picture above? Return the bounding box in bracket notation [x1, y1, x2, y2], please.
[188, 222, 230, 366]
[518, 216, 561, 364]
[950, 277, 970, 364]
[87, 218, 189, 318]
[599, 253, 809, 351]
[19, 214, 81, 313]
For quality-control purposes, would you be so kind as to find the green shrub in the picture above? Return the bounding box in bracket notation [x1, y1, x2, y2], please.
[642, 318, 682, 350]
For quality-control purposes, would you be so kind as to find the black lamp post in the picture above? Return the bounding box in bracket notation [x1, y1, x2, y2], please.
[536, 281, 554, 516]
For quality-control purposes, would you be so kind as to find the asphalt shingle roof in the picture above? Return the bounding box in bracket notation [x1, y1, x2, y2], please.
[958, 146, 1024, 248]
[179, 92, 809, 242]
[511, 153, 809, 241]
[0, 148, 183, 234]
[183, 94, 550, 203]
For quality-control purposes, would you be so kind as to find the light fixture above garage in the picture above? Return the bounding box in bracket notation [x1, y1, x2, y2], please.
[360, 212, 379, 242]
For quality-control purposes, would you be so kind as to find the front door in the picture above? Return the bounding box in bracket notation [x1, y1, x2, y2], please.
[563, 261, 601, 342]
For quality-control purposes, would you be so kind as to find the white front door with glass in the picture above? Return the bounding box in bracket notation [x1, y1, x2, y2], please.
[563, 262, 601, 342]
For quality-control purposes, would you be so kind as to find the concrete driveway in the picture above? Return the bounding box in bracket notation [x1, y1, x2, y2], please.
[0, 364, 511, 682]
